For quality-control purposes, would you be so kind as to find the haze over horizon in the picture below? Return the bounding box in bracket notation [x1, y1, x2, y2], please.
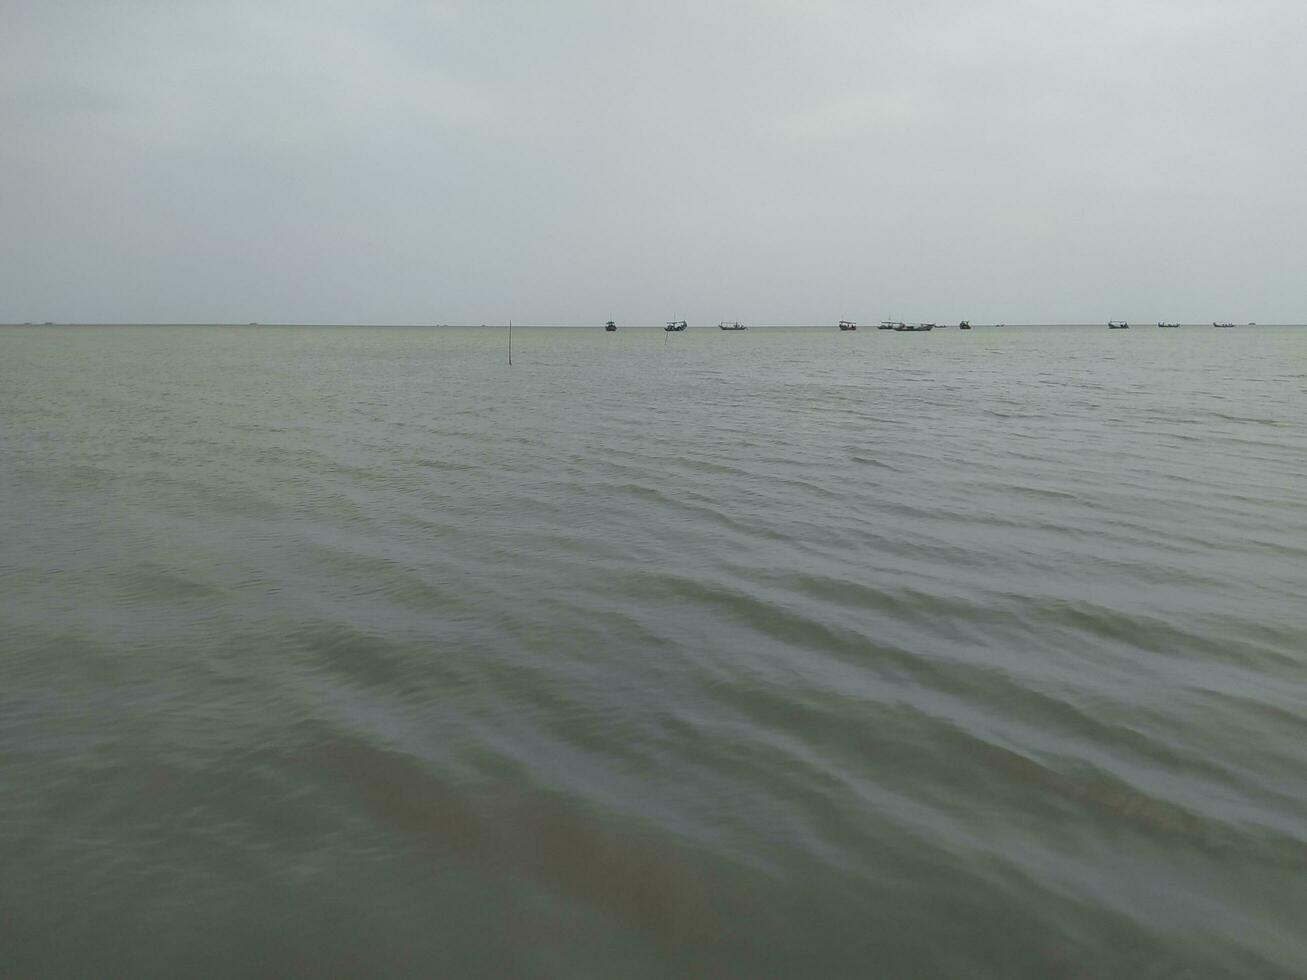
[3, 0, 1304, 326]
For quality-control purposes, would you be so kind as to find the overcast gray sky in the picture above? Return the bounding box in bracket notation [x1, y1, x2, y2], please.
[2, 0, 1303, 324]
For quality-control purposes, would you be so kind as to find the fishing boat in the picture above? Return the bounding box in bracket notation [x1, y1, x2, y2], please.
[1157, 322, 1179, 328]
[665, 320, 687, 332]
[959, 320, 972, 330]
[893, 322, 933, 332]
[879, 318, 903, 330]
[1213, 321, 1235, 328]
[838, 320, 857, 331]
[718, 321, 746, 331]
[604, 320, 616, 332]
[1108, 320, 1130, 329]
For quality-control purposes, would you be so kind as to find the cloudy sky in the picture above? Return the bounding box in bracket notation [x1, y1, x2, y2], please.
[2, 0, 1303, 324]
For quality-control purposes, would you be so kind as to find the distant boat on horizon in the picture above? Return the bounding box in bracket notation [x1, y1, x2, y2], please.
[1213, 321, 1236, 328]
[604, 320, 616, 332]
[1109, 320, 1130, 329]
[718, 321, 746, 331]
[959, 320, 972, 330]
[1158, 322, 1179, 328]
[665, 320, 687, 332]
[879, 317, 903, 330]
[893, 322, 934, 332]
[838, 320, 857, 331]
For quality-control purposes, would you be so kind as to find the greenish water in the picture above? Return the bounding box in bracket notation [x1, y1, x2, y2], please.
[1, 324, 1305, 978]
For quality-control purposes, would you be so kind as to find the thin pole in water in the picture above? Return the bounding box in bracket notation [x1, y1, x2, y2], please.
[508, 319, 512, 366]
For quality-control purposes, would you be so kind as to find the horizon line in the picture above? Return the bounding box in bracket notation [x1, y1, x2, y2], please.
[0, 320, 1294, 329]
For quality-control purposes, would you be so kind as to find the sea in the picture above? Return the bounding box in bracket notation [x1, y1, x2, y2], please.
[1, 323, 1304, 978]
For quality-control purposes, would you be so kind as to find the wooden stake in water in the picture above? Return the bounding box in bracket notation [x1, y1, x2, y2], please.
[508, 319, 512, 366]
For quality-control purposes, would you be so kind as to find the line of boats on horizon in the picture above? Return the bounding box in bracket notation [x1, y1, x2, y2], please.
[593, 318, 1260, 332]
[606, 318, 987, 333]
[1108, 321, 1254, 329]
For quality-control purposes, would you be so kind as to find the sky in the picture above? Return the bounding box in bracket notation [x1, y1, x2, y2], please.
[1, 0, 1304, 325]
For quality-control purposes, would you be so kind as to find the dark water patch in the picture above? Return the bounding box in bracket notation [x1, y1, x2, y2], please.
[1193, 688, 1307, 735]
[1026, 599, 1253, 664]
[104, 559, 227, 605]
[286, 622, 421, 693]
[1206, 412, 1289, 426]
[963, 740, 1204, 839]
[291, 741, 767, 960]
[847, 453, 905, 470]
[295, 540, 451, 611]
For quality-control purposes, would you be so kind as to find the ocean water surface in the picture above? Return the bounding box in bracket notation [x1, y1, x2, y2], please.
[1, 324, 1305, 977]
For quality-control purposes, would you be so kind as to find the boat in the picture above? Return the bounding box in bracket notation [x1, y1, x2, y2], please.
[879, 319, 903, 330]
[665, 320, 687, 332]
[1157, 322, 1179, 328]
[1213, 321, 1235, 328]
[604, 320, 616, 332]
[718, 321, 746, 331]
[893, 322, 933, 332]
[1109, 320, 1130, 329]
[838, 320, 857, 331]
[959, 321, 972, 330]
